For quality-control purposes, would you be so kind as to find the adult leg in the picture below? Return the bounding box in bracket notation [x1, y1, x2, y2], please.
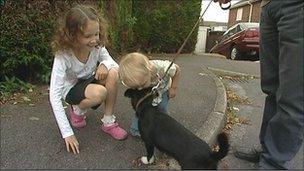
[259, 0, 304, 169]
[259, 0, 280, 150]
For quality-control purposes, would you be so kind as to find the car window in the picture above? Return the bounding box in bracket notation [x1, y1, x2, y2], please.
[236, 25, 242, 32]
[222, 35, 227, 41]
[222, 25, 234, 36]
[230, 28, 237, 35]
[227, 28, 236, 37]
[220, 24, 241, 42]
[242, 22, 259, 29]
[220, 33, 229, 42]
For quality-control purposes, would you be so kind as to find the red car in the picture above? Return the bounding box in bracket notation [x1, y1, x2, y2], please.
[210, 22, 259, 60]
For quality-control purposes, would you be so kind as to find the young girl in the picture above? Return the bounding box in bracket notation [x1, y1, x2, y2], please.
[119, 52, 181, 137]
[49, 4, 127, 154]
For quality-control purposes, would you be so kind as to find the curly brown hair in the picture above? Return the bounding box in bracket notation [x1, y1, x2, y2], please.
[51, 4, 108, 53]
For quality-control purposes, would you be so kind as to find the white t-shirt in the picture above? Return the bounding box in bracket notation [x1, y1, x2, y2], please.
[49, 46, 118, 138]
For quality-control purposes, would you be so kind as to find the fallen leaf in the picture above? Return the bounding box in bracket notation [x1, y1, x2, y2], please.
[232, 106, 239, 111]
[132, 157, 143, 167]
[1, 114, 12, 118]
[198, 73, 207, 76]
[29, 117, 40, 121]
[22, 96, 31, 102]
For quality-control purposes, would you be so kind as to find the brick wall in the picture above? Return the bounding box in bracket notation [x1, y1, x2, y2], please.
[251, 3, 261, 23]
[227, 1, 261, 28]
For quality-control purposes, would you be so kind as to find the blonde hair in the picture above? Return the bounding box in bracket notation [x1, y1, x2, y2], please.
[119, 52, 154, 88]
[51, 4, 108, 53]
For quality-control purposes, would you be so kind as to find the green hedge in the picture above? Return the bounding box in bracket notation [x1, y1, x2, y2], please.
[132, 0, 201, 53]
[0, 0, 201, 84]
[0, 0, 55, 83]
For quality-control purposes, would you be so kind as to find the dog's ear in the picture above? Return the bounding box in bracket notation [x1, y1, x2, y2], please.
[124, 89, 136, 98]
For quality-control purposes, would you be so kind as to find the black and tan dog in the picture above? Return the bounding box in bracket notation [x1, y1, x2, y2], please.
[124, 87, 229, 169]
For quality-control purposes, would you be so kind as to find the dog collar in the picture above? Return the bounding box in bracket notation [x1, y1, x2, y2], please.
[135, 91, 154, 111]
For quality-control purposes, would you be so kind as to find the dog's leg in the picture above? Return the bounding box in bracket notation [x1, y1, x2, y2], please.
[141, 143, 155, 164]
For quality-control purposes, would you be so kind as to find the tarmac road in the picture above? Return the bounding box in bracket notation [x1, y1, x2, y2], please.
[1, 54, 217, 169]
[3, 54, 301, 169]
[207, 60, 303, 170]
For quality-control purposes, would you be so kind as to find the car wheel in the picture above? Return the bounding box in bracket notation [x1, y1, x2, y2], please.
[230, 46, 240, 60]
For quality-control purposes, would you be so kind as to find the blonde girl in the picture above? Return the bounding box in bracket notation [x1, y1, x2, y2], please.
[119, 52, 181, 137]
[49, 4, 127, 154]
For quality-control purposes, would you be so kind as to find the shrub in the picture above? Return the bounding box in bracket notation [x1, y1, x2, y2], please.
[0, 0, 56, 83]
[0, 76, 34, 97]
[0, 0, 201, 88]
[0, 0, 98, 83]
[132, 0, 201, 53]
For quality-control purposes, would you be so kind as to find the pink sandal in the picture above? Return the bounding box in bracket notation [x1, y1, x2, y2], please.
[69, 106, 86, 128]
[101, 123, 128, 140]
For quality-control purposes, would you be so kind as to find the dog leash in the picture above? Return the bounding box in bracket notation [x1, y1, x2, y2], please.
[153, 0, 230, 93]
[135, 91, 154, 110]
[136, 0, 230, 109]
[153, 0, 213, 92]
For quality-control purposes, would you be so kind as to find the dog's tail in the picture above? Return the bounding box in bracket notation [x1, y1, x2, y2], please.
[210, 132, 229, 161]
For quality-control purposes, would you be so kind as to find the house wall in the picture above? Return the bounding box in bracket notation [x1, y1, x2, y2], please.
[251, 2, 261, 22]
[227, 1, 261, 28]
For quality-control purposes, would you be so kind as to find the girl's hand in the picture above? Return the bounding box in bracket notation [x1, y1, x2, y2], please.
[95, 64, 108, 80]
[64, 135, 80, 154]
[168, 87, 178, 98]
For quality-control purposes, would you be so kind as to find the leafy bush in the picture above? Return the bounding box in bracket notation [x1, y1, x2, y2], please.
[0, 1, 56, 83]
[0, 0, 201, 92]
[0, 0, 100, 84]
[132, 0, 201, 53]
[0, 76, 34, 97]
[100, 0, 135, 54]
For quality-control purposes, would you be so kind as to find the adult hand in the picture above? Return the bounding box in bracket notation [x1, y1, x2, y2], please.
[95, 64, 108, 80]
[213, 0, 231, 4]
[64, 135, 80, 154]
[168, 87, 177, 98]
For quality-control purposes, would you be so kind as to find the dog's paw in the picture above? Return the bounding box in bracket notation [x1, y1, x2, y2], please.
[141, 155, 155, 164]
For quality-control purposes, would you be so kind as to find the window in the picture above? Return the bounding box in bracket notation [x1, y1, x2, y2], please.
[236, 8, 243, 21]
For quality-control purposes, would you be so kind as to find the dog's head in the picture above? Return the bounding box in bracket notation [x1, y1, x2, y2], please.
[124, 87, 156, 111]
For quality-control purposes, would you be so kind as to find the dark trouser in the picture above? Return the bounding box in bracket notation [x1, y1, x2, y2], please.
[259, 0, 304, 169]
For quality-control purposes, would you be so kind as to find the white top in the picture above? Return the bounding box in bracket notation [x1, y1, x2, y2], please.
[49, 47, 118, 138]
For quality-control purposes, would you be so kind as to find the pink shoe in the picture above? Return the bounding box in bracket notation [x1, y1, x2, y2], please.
[69, 106, 86, 128]
[101, 123, 128, 140]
